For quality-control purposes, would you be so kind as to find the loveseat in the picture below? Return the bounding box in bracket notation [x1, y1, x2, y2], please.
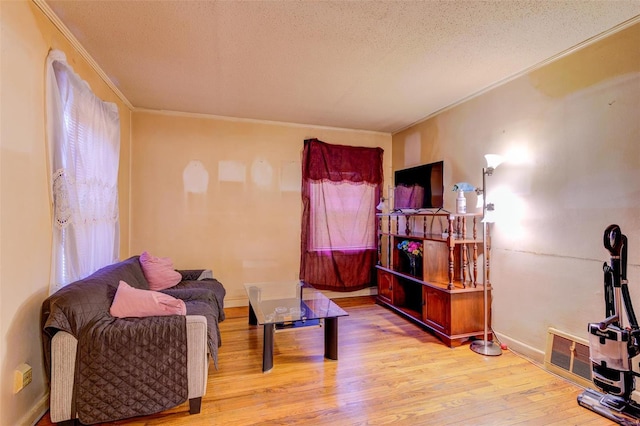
[41, 255, 225, 425]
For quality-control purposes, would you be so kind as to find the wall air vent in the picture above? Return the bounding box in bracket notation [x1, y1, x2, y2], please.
[544, 327, 593, 388]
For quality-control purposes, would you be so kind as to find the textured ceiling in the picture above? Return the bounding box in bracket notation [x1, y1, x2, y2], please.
[43, 1, 640, 133]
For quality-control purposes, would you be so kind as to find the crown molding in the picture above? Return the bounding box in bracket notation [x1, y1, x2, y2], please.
[32, 0, 133, 110]
[393, 14, 640, 135]
[134, 108, 391, 136]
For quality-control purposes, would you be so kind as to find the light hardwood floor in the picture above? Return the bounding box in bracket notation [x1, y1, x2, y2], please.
[37, 297, 614, 425]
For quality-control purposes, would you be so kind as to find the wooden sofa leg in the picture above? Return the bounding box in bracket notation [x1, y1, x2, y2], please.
[189, 397, 202, 414]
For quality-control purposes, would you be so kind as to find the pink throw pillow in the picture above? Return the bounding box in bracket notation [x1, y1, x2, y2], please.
[110, 280, 186, 318]
[139, 251, 182, 291]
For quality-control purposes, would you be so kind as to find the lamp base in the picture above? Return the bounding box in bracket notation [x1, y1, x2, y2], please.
[470, 340, 503, 356]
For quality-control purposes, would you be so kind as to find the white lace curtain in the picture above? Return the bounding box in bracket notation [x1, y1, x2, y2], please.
[46, 50, 120, 295]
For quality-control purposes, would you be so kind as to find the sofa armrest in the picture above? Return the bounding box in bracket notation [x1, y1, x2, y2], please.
[178, 269, 214, 281]
[50, 332, 77, 423]
[49, 315, 209, 423]
[186, 315, 208, 398]
[197, 270, 214, 280]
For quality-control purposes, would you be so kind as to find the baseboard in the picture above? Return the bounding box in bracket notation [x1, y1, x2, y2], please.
[225, 286, 377, 308]
[321, 287, 378, 300]
[494, 331, 545, 364]
[224, 295, 248, 308]
[19, 391, 49, 426]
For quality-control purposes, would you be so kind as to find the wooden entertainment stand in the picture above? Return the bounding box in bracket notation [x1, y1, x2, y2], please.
[375, 211, 490, 347]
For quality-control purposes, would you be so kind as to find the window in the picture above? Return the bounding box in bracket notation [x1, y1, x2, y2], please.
[309, 181, 376, 252]
[300, 138, 383, 291]
[46, 50, 120, 294]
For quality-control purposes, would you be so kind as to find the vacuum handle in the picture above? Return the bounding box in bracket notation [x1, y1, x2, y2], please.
[604, 224, 623, 257]
[604, 225, 623, 289]
[603, 263, 615, 319]
[603, 225, 637, 330]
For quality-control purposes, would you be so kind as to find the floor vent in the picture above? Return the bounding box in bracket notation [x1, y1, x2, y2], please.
[545, 327, 593, 388]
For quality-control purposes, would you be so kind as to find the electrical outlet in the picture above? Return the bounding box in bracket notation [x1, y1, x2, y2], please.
[13, 363, 32, 393]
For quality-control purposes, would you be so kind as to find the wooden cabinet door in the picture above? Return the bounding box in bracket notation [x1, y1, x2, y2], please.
[377, 270, 393, 303]
[424, 287, 450, 334]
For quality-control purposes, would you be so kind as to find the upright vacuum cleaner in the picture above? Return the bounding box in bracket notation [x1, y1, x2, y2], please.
[578, 224, 640, 425]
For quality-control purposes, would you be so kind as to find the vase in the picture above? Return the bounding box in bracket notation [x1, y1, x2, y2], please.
[407, 253, 419, 276]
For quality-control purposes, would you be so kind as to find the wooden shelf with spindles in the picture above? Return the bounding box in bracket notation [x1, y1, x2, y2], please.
[375, 211, 491, 347]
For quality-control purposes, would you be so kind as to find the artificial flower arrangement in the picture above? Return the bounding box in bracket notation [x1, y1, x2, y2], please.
[397, 240, 423, 257]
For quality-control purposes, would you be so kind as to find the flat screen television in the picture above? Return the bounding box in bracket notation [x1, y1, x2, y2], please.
[393, 161, 444, 211]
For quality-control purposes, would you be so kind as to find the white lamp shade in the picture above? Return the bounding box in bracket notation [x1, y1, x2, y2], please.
[484, 154, 504, 170]
[475, 193, 484, 209]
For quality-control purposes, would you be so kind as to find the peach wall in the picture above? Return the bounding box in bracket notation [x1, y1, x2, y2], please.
[393, 23, 640, 360]
[130, 111, 391, 306]
[0, 1, 131, 424]
[2, 0, 636, 422]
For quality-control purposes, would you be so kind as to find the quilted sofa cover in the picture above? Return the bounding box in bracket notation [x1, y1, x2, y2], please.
[41, 256, 225, 424]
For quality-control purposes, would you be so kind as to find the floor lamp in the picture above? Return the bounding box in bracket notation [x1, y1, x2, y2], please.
[470, 154, 503, 356]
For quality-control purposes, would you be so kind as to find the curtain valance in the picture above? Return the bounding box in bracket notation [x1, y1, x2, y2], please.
[303, 138, 383, 184]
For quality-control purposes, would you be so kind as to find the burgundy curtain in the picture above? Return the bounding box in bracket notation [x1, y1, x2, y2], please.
[300, 138, 383, 291]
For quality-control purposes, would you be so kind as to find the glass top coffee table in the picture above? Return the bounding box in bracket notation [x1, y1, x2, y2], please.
[244, 281, 348, 372]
